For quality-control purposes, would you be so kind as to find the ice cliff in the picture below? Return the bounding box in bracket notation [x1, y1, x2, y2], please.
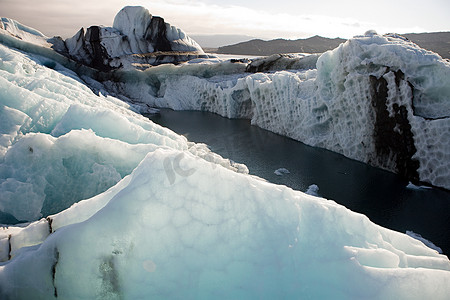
[0, 10, 450, 299]
[104, 32, 450, 189]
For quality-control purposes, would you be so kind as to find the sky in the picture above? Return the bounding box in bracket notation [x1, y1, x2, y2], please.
[1, 0, 449, 45]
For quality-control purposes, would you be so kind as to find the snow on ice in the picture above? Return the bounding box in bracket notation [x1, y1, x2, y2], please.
[0, 6, 450, 299]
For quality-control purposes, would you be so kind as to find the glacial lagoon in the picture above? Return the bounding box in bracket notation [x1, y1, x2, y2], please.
[149, 109, 450, 254]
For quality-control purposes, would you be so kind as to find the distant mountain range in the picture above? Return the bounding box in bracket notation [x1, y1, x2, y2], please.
[402, 32, 450, 59]
[215, 32, 450, 59]
[217, 36, 345, 56]
[190, 34, 256, 48]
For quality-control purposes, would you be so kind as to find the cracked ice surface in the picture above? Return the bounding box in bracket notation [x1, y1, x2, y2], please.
[1, 149, 449, 299]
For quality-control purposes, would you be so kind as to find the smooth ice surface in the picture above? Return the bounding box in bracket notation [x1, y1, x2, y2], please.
[1, 149, 450, 299]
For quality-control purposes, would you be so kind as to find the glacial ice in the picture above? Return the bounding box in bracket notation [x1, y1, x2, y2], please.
[1, 148, 450, 299]
[305, 184, 320, 196]
[102, 33, 450, 189]
[112, 6, 203, 54]
[54, 6, 208, 70]
[0, 9, 450, 299]
[0, 43, 244, 222]
[274, 167, 290, 176]
[1, 8, 449, 189]
[0, 17, 50, 47]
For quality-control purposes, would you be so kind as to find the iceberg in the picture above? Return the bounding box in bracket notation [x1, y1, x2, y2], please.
[0, 42, 245, 222]
[52, 6, 210, 70]
[305, 184, 320, 196]
[105, 32, 450, 189]
[110, 34, 449, 189]
[0, 7, 449, 299]
[1, 148, 450, 299]
[274, 167, 290, 176]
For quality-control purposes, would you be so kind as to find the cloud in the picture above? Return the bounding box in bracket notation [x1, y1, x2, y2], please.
[0, 0, 125, 37]
[0, 0, 430, 39]
[138, 0, 426, 39]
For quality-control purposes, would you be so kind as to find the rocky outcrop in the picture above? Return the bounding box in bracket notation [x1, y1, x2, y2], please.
[52, 6, 210, 70]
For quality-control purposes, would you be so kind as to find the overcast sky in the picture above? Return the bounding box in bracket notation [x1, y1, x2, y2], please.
[1, 0, 449, 41]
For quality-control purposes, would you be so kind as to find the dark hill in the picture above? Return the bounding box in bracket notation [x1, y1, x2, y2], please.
[217, 32, 450, 59]
[403, 32, 450, 59]
[217, 35, 345, 56]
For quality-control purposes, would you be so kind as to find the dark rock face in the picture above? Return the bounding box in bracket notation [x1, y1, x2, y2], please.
[369, 70, 420, 182]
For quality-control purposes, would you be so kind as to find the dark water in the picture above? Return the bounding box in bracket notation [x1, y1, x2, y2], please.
[148, 109, 450, 255]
